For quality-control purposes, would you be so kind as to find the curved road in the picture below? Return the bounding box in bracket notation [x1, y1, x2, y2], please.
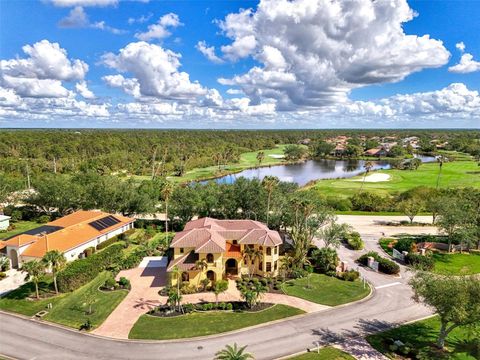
[1, 218, 435, 360]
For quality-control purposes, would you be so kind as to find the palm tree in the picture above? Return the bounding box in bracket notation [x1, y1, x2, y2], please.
[194, 259, 208, 291]
[256, 151, 265, 166]
[360, 161, 374, 192]
[170, 265, 183, 312]
[214, 343, 254, 360]
[436, 156, 446, 189]
[42, 250, 66, 294]
[242, 247, 263, 278]
[214, 280, 229, 305]
[22, 260, 45, 299]
[262, 176, 279, 227]
[161, 181, 175, 236]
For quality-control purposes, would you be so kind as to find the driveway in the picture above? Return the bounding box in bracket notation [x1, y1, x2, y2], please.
[0, 269, 26, 297]
[92, 259, 168, 339]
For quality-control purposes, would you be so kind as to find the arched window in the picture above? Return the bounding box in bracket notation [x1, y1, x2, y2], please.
[206, 270, 216, 282]
[206, 253, 214, 263]
[181, 272, 190, 282]
[266, 247, 272, 256]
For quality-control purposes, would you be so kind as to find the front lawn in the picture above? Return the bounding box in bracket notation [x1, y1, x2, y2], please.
[0, 271, 127, 329]
[288, 347, 355, 359]
[281, 273, 370, 306]
[431, 252, 480, 275]
[129, 304, 304, 340]
[0, 221, 41, 240]
[367, 316, 480, 360]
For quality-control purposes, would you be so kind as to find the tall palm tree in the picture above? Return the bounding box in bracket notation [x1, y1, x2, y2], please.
[194, 259, 208, 291]
[161, 181, 175, 236]
[214, 343, 254, 360]
[360, 161, 374, 192]
[42, 250, 66, 294]
[22, 260, 45, 299]
[242, 247, 263, 278]
[170, 265, 182, 311]
[256, 151, 265, 166]
[262, 176, 279, 227]
[436, 156, 445, 189]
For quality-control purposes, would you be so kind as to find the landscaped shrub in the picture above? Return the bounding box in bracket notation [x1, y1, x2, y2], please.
[103, 273, 117, 290]
[0, 272, 6, 280]
[357, 252, 400, 275]
[57, 243, 124, 292]
[405, 253, 435, 271]
[0, 257, 10, 272]
[120, 247, 148, 269]
[310, 247, 339, 275]
[345, 231, 364, 250]
[83, 246, 96, 257]
[96, 236, 121, 250]
[118, 276, 131, 289]
[337, 269, 360, 281]
[37, 215, 51, 224]
[350, 192, 390, 212]
[394, 238, 415, 253]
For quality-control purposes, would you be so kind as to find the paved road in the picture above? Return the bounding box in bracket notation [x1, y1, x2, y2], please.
[0, 216, 435, 360]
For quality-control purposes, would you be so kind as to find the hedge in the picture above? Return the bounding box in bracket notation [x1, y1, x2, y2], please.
[405, 253, 435, 271]
[57, 243, 124, 292]
[345, 231, 364, 250]
[96, 236, 121, 250]
[357, 251, 400, 275]
[121, 248, 148, 270]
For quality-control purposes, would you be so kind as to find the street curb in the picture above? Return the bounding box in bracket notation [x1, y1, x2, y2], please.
[0, 282, 374, 344]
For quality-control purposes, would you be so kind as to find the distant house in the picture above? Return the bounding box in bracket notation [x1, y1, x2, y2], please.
[298, 138, 311, 145]
[331, 144, 347, 157]
[0, 215, 10, 231]
[167, 218, 283, 286]
[365, 147, 387, 157]
[0, 210, 135, 269]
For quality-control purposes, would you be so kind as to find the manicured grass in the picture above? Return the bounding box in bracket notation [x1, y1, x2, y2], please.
[0, 221, 41, 240]
[129, 304, 304, 340]
[132, 144, 305, 183]
[431, 252, 480, 275]
[288, 347, 355, 360]
[379, 238, 395, 256]
[309, 161, 479, 198]
[367, 316, 480, 360]
[281, 273, 370, 306]
[0, 272, 128, 329]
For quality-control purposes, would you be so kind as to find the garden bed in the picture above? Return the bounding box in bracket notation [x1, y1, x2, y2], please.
[129, 303, 304, 340]
[148, 301, 274, 318]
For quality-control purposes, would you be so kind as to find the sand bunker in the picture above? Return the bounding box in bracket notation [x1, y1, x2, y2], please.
[351, 173, 391, 182]
[268, 154, 285, 159]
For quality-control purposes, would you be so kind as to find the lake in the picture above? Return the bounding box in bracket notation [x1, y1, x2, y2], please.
[209, 155, 436, 186]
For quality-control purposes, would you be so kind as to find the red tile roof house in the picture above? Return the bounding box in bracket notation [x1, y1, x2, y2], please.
[167, 217, 283, 287]
[0, 210, 135, 269]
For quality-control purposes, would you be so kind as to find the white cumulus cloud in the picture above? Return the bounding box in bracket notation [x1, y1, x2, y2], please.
[49, 0, 118, 7]
[75, 80, 95, 99]
[449, 42, 480, 74]
[196, 41, 223, 64]
[135, 13, 182, 41]
[101, 41, 206, 100]
[217, 0, 450, 110]
[58, 6, 126, 34]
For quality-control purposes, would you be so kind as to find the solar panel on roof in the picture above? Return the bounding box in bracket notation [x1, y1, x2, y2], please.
[88, 215, 121, 231]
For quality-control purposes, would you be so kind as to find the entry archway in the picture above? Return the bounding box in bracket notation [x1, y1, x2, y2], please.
[9, 249, 19, 269]
[225, 258, 238, 275]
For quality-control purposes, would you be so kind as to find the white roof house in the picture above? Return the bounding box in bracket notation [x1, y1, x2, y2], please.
[0, 215, 11, 231]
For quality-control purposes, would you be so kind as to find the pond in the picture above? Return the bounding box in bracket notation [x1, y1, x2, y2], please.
[209, 154, 436, 187]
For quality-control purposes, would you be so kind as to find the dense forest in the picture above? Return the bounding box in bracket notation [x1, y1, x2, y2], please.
[1, 129, 479, 179]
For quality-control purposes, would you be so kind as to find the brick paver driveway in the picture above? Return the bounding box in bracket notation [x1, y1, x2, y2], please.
[93, 265, 168, 339]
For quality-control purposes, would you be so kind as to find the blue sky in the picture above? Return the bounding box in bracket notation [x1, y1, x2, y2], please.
[0, 0, 479, 128]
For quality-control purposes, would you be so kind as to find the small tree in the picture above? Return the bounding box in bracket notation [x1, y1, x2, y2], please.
[398, 198, 425, 223]
[360, 161, 374, 192]
[319, 221, 351, 248]
[194, 259, 208, 291]
[214, 280, 229, 305]
[22, 260, 45, 299]
[237, 279, 267, 309]
[256, 151, 265, 166]
[83, 291, 97, 315]
[42, 250, 66, 294]
[214, 343, 254, 360]
[409, 272, 480, 349]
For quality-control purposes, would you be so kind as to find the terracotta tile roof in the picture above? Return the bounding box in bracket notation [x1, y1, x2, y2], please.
[2, 210, 134, 258]
[170, 217, 282, 253]
[225, 243, 242, 258]
[167, 251, 199, 272]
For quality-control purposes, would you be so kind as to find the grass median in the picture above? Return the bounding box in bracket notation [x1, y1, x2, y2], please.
[281, 273, 370, 306]
[129, 304, 304, 340]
